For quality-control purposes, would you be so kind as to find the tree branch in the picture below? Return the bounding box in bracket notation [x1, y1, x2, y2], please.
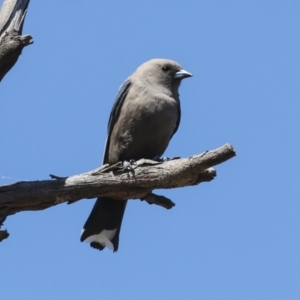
[0, 144, 236, 219]
[0, 0, 33, 82]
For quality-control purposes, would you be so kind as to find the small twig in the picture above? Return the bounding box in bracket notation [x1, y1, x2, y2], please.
[142, 193, 175, 209]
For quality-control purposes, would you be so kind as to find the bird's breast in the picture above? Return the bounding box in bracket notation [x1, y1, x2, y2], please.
[108, 90, 179, 162]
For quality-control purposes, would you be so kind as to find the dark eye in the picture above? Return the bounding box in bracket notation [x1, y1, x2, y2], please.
[162, 65, 170, 72]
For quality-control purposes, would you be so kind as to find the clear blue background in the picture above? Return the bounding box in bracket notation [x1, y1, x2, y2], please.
[1, 1, 299, 299]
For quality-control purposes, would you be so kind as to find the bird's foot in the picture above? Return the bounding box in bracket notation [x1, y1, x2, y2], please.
[123, 159, 136, 170]
[123, 160, 137, 177]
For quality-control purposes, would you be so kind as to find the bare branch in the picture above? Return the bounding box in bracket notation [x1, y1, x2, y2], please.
[0, 0, 33, 82]
[0, 144, 236, 219]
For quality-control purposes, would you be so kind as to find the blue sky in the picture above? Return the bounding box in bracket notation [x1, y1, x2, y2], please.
[1, 1, 300, 299]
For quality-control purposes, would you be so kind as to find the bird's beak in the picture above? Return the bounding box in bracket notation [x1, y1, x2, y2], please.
[174, 69, 193, 79]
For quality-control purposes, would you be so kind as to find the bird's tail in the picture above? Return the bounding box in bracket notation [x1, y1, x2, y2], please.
[80, 197, 127, 252]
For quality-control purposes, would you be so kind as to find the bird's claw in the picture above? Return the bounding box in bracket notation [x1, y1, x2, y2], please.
[123, 159, 136, 170]
[123, 160, 137, 178]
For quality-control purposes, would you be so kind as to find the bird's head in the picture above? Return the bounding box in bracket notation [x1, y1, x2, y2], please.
[134, 58, 192, 93]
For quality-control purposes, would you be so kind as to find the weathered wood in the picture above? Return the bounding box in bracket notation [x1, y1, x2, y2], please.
[0, 144, 236, 217]
[0, 0, 32, 82]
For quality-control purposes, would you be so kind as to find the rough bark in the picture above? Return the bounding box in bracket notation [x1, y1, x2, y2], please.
[0, 0, 33, 82]
[0, 144, 236, 217]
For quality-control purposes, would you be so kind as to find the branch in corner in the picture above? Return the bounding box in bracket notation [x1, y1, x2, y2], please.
[0, 0, 33, 82]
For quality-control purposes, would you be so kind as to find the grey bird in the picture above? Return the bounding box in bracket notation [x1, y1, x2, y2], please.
[80, 58, 192, 252]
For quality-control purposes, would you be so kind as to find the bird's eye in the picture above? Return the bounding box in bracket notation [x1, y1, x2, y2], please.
[162, 66, 170, 72]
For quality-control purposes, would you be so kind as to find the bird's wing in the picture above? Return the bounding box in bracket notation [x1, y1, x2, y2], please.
[171, 99, 181, 138]
[102, 79, 132, 163]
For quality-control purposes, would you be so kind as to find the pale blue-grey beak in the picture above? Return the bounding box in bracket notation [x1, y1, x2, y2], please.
[174, 69, 193, 79]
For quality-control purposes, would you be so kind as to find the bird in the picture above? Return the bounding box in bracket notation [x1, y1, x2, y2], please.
[80, 58, 192, 252]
